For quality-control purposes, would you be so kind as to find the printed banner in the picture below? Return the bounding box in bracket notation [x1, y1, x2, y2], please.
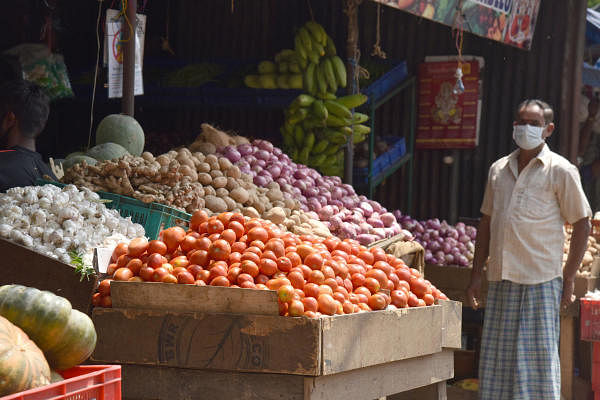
[371, 0, 541, 50]
[105, 9, 145, 98]
[416, 60, 481, 149]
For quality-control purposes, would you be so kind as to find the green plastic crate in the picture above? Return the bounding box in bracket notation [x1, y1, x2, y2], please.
[36, 180, 191, 240]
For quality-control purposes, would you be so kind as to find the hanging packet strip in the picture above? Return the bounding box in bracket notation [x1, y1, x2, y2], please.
[104, 9, 146, 99]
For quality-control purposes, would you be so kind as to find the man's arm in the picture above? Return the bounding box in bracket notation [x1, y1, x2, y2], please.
[466, 214, 491, 310]
[562, 218, 591, 308]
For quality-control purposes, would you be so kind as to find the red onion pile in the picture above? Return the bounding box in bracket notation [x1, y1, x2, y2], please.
[219, 140, 408, 244]
[394, 211, 476, 267]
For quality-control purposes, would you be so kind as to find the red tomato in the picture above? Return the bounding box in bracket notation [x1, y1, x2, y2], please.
[288, 300, 304, 317]
[302, 297, 318, 312]
[368, 294, 387, 310]
[391, 290, 408, 308]
[208, 240, 231, 262]
[259, 258, 278, 276]
[364, 277, 381, 294]
[189, 250, 209, 267]
[98, 279, 112, 296]
[317, 294, 337, 315]
[113, 267, 133, 281]
[207, 219, 225, 235]
[210, 276, 230, 287]
[276, 256, 293, 272]
[308, 270, 325, 285]
[177, 271, 195, 284]
[240, 260, 259, 278]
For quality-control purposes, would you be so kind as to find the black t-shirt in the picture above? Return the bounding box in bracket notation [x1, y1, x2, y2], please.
[0, 146, 57, 192]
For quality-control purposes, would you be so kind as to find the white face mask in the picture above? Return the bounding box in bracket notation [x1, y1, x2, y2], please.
[513, 124, 545, 150]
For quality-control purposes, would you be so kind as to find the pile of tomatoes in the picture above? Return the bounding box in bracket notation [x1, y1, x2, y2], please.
[93, 210, 448, 317]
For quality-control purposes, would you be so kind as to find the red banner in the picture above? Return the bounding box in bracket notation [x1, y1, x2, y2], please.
[416, 60, 480, 149]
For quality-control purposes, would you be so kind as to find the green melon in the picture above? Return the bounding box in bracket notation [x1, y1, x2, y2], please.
[86, 142, 129, 161]
[65, 152, 85, 160]
[62, 155, 97, 170]
[96, 114, 145, 156]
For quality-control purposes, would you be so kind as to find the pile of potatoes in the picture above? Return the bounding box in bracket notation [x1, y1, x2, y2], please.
[564, 226, 600, 277]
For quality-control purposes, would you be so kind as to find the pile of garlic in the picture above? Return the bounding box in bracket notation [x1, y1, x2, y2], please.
[0, 185, 144, 267]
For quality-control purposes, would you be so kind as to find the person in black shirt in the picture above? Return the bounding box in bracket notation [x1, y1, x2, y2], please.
[0, 79, 56, 192]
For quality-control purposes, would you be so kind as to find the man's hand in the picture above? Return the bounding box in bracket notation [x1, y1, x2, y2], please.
[561, 277, 576, 310]
[466, 271, 482, 310]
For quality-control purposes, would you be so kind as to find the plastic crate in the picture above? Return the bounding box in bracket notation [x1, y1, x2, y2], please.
[36, 180, 191, 240]
[362, 61, 408, 105]
[581, 298, 600, 342]
[3, 365, 121, 400]
[354, 137, 406, 184]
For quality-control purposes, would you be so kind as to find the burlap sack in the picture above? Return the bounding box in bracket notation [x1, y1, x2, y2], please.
[367, 234, 425, 275]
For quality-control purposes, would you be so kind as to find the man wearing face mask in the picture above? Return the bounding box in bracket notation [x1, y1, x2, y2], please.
[465, 99, 591, 400]
[0, 79, 56, 192]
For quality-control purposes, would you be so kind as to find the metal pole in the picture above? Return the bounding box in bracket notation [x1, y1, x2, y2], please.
[343, 0, 362, 185]
[122, 0, 137, 116]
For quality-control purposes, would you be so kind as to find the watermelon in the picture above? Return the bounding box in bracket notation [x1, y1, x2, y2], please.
[95, 114, 145, 156]
[62, 155, 97, 170]
[86, 143, 129, 161]
[65, 152, 85, 160]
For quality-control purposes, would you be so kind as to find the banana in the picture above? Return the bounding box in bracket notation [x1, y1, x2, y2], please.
[294, 125, 305, 147]
[325, 114, 352, 127]
[244, 75, 261, 89]
[324, 100, 352, 119]
[330, 56, 347, 88]
[298, 27, 313, 51]
[294, 35, 308, 61]
[326, 35, 337, 56]
[324, 143, 341, 156]
[258, 61, 277, 74]
[278, 62, 289, 74]
[288, 74, 303, 89]
[339, 126, 353, 136]
[323, 128, 348, 144]
[335, 93, 368, 109]
[290, 148, 298, 160]
[353, 131, 367, 144]
[258, 74, 278, 89]
[309, 153, 328, 167]
[282, 128, 295, 148]
[275, 49, 297, 63]
[311, 99, 328, 121]
[303, 63, 317, 95]
[304, 131, 316, 150]
[317, 92, 337, 100]
[289, 63, 301, 74]
[313, 42, 326, 57]
[316, 65, 329, 95]
[313, 138, 330, 154]
[307, 49, 320, 65]
[288, 108, 309, 125]
[298, 147, 310, 164]
[352, 124, 371, 135]
[292, 94, 316, 108]
[305, 21, 326, 45]
[276, 75, 290, 89]
[322, 58, 338, 92]
[351, 112, 369, 125]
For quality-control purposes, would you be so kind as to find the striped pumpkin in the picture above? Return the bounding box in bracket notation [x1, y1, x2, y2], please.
[0, 285, 97, 371]
[0, 316, 51, 396]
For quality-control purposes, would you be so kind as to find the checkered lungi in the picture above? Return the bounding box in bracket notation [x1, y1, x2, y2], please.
[478, 277, 562, 400]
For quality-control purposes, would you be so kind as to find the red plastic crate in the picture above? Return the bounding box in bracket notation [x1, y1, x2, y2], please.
[581, 299, 600, 342]
[2, 365, 121, 400]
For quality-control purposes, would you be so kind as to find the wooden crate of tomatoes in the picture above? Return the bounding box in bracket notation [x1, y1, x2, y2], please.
[91, 210, 461, 399]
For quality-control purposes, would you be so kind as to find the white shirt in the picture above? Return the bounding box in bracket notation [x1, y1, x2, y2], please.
[480, 144, 592, 284]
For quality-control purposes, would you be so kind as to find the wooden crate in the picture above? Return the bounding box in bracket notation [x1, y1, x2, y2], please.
[424, 264, 488, 308]
[120, 351, 455, 400]
[93, 283, 461, 376]
[0, 238, 97, 313]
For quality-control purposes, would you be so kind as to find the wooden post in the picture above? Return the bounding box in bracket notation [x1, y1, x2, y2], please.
[343, 0, 362, 185]
[560, 314, 575, 400]
[122, 0, 137, 116]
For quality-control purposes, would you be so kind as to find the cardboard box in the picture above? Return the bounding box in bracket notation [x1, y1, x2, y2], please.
[0, 238, 97, 313]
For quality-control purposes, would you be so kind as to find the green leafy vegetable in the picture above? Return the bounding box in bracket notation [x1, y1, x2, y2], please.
[69, 251, 95, 282]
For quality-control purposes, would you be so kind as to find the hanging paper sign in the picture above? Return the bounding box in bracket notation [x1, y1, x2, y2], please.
[370, 0, 541, 50]
[416, 60, 481, 149]
[105, 9, 146, 98]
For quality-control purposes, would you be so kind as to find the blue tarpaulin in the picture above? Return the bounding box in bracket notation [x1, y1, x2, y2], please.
[588, 9, 600, 45]
[583, 62, 600, 87]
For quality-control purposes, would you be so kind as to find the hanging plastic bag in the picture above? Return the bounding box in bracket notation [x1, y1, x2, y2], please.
[3, 43, 74, 101]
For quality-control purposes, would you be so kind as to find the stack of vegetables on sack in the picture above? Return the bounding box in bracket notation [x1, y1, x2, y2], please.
[219, 139, 408, 245]
[394, 212, 475, 267]
[0, 185, 144, 275]
[0, 285, 97, 396]
[95, 210, 448, 316]
[63, 124, 332, 238]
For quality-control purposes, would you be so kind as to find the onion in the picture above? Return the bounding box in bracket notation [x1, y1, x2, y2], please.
[253, 175, 269, 186]
[254, 139, 274, 153]
[222, 146, 241, 163]
[294, 170, 308, 180]
[256, 150, 270, 161]
[238, 143, 254, 156]
[268, 165, 281, 179]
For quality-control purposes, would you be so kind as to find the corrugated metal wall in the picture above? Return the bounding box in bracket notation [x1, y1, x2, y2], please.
[54, 0, 585, 221]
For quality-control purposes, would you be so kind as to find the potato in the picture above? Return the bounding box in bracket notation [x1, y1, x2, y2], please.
[142, 152, 155, 162]
[210, 170, 224, 179]
[223, 197, 236, 211]
[226, 177, 238, 191]
[264, 207, 286, 224]
[205, 195, 228, 213]
[206, 154, 219, 170]
[216, 188, 229, 198]
[218, 157, 233, 171]
[198, 162, 211, 173]
[213, 176, 228, 189]
[225, 166, 241, 179]
[198, 173, 212, 185]
[230, 187, 250, 204]
[266, 188, 284, 202]
[204, 186, 216, 197]
[156, 155, 171, 166]
[243, 207, 260, 218]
